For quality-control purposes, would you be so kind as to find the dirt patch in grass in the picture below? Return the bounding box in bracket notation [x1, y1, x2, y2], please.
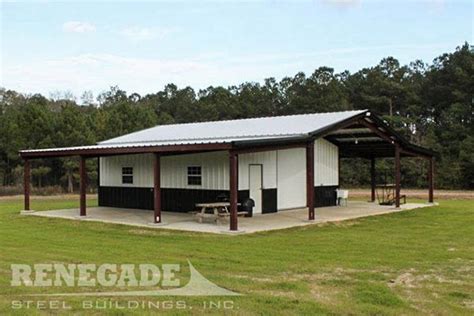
[233, 274, 274, 283]
[388, 270, 429, 288]
[279, 265, 473, 313]
[330, 220, 362, 227]
[255, 289, 298, 299]
[386, 265, 474, 313]
[388, 267, 472, 289]
[309, 283, 343, 306]
[127, 229, 174, 236]
[463, 300, 474, 309]
[314, 220, 362, 229]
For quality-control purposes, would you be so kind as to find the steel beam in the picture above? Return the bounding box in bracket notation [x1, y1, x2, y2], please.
[395, 146, 401, 208]
[428, 157, 434, 203]
[79, 156, 87, 216]
[306, 141, 315, 220]
[153, 153, 162, 223]
[229, 151, 238, 231]
[24, 159, 30, 210]
[370, 157, 376, 202]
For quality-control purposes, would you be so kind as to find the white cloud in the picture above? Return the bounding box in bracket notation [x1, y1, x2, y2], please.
[1, 43, 455, 97]
[63, 21, 96, 33]
[2, 53, 214, 96]
[3, 52, 296, 97]
[323, 0, 360, 8]
[119, 26, 174, 41]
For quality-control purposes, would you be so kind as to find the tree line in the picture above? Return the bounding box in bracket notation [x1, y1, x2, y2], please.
[0, 43, 472, 192]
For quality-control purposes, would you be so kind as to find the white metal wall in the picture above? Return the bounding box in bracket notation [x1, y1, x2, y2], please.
[277, 147, 307, 209]
[99, 138, 339, 209]
[238, 151, 277, 190]
[100, 154, 154, 187]
[161, 151, 228, 190]
[100, 150, 279, 190]
[275, 139, 339, 210]
[100, 152, 229, 189]
[314, 138, 339, 186]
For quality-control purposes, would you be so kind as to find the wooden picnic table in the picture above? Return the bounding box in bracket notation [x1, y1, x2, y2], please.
[194, 202, 246, 224]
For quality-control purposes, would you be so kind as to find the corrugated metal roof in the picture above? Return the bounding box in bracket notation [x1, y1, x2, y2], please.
[20, 135, 291, 153]
[99, 110, 367, 145]
[20, 110, 368, 154]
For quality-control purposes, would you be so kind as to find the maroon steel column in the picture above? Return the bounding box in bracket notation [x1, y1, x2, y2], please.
[370, 157, 376, 202]
[229, 151, 238, 231]
[306, 141, 315, 220]
[395, 145, 401, 208]
[428, 157, 434, 203]
[79, 156, 87, 216]
[24, 159, 30, 210]
[153, 153, 162, 223]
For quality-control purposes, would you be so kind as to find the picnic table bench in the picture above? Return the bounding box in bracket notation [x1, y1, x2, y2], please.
[194, 202, 247, 224]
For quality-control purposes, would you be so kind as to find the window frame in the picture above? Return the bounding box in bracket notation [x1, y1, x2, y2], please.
[187, 166, 202, 186]
[122, 167, 134, 185]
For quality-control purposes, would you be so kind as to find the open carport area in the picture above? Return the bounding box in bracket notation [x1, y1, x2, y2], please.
[23, 201, 435, 234]
[19, 110, 436, 233]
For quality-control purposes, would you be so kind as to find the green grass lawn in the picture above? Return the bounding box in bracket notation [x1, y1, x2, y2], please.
[0, 197, 473, 315]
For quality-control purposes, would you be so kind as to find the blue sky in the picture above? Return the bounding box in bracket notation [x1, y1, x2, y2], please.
[1, 0, 472, 98]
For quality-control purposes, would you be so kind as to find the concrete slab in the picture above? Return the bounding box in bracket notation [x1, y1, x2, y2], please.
[20, 210, 36, 214]
[24, 201, 434, 235]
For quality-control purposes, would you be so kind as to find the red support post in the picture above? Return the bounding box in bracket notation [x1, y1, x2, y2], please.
[395, 145, 401, 208]
[153, 153, 162, 223]
[370, 157, 376, 202]
[229, 151, 238, 231]
[428, 157, 434, 203]
[79, 156, 87, 216]
[306, 141, 315, 220]
[24, 159, 30, 210]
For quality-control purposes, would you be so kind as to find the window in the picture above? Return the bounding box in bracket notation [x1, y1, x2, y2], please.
[187, 166, 202, 185]
[122, 167, 133, 184]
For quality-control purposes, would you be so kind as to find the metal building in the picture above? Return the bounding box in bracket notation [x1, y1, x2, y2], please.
[19, 110, 435, 231]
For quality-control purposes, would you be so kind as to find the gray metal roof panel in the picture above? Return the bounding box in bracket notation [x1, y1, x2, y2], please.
[99, 110, 367, 145]
[19, 135, 297, 153]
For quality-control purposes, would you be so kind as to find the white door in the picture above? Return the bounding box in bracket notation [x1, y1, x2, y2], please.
[249, 165, 263, 214]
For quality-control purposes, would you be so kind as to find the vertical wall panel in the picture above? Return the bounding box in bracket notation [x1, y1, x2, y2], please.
[277, 147, 306, 209]
[161, 151, 229, 190]
[100, 154, 153, 187]
[238, 151, 277, 190]
[100, 151, 230, 190]
[314, 139, 339, 186]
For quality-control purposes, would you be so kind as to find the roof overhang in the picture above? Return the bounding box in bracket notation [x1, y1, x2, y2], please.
[19, 111, 435, 160]
[19, 142, 234, 159]
[324, 112, 436, 158]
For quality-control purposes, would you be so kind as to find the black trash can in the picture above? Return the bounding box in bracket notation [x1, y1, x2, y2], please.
[240, 198, 255, 217]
